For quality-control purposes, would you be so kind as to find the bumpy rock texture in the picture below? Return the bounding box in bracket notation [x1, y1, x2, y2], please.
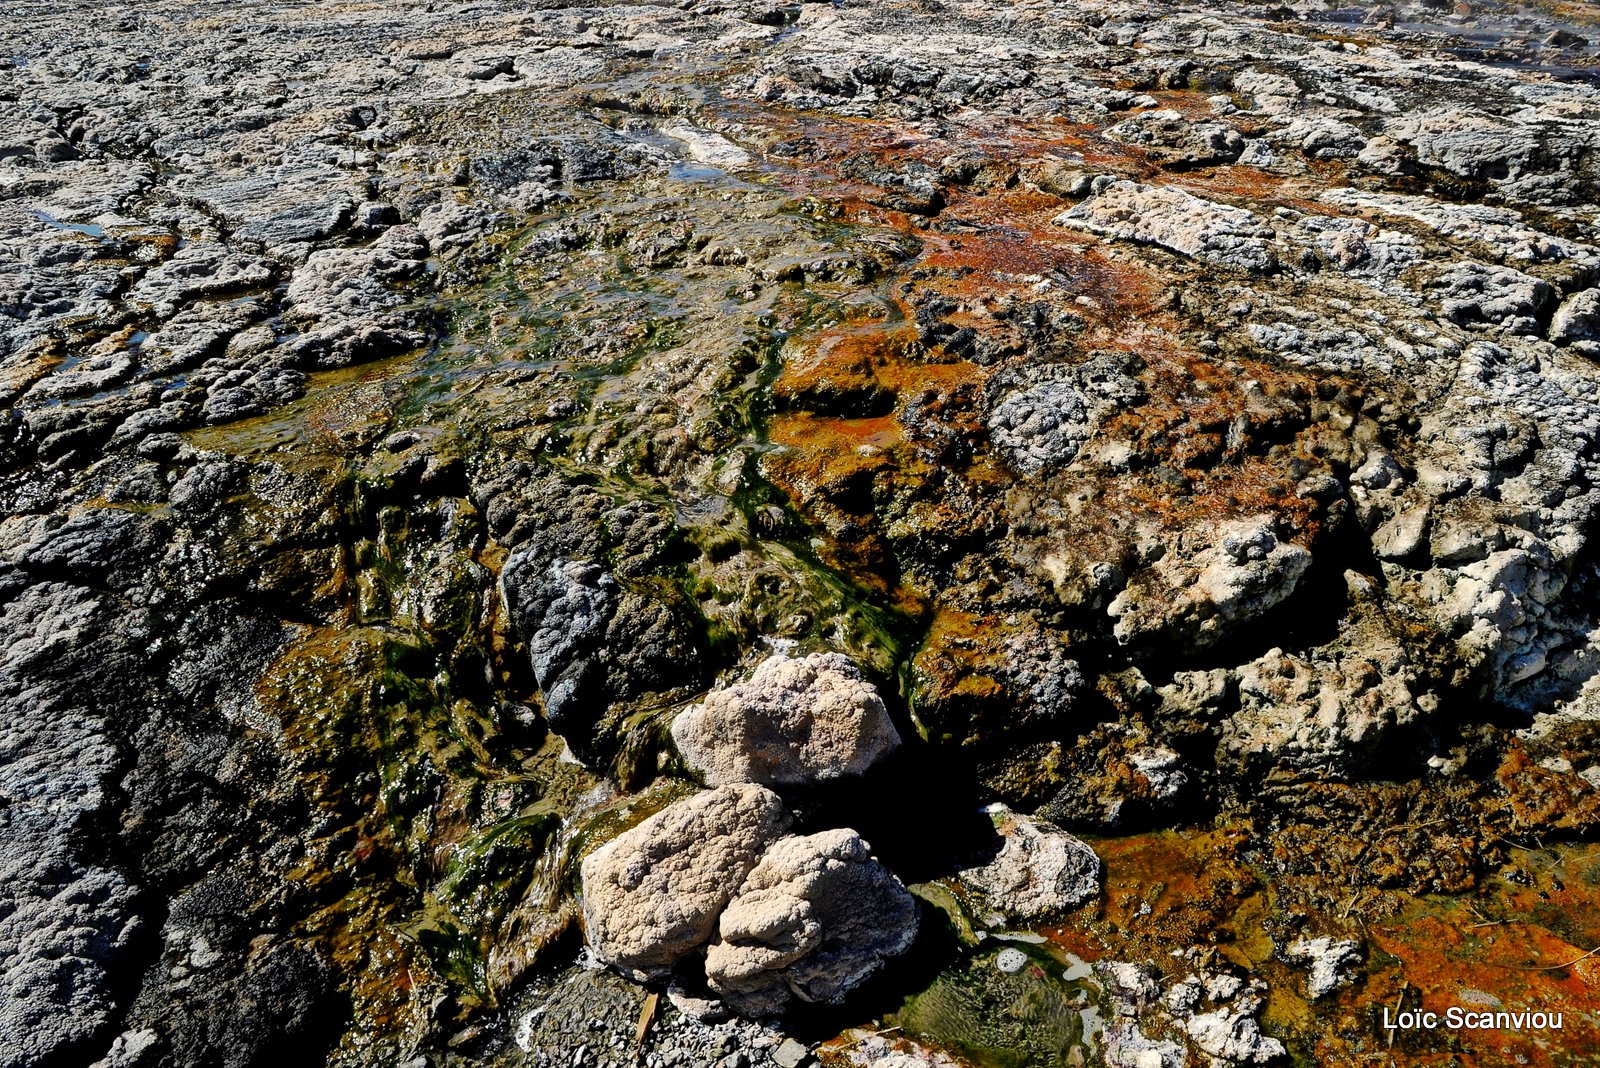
[957, 806, 1102, 919]
[580, 791, 917, 1020]
[580, 785, 793, 980]
[7, 0, 1600, 1062]
[671, 653, 901, 788]
[1284, 936, 1363, 1001]
[706, 829, 919, 1015]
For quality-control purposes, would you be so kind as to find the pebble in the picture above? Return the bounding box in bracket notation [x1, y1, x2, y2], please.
[771, 1037, 811, 1068]
[997, 948, 1029, 974]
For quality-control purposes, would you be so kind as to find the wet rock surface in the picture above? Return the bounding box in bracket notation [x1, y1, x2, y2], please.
[5, 0, 1600, 1065]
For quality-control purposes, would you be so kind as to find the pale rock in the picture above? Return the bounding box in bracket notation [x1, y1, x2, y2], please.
[705, 829, 918, 1015]
[127, 243, 274, 315]
[661, 120, 752, 168]
[1184, 1009, 1287, 1064]
[1127, 747, 1186, 801]
[1284, 936, 1362, 999]
[1429, 261, 1553, 335]
[1055, 180, 1278, 273]
[1194, 520, 1311, 622]
[1235, 139, 1276, 167]
[1102, 1022, 1184, 1068]
[1155, 669, 1232, 721]
[1355, 134, 1411, 174]
[180, 158, 359, 250]
[1351, 449, 1405, 492]
[1371, 503, 1430, 560]
[1223, 616, 1426, 773]
[987, 378, 1091, 474]
[579, 784, 793, 980]
[1232, 69, 1302, 115]
[770, 1037, 810, 1068]
[282, 226, 428, 322]
[995, 947, 1028, 974]
[1432, 546, 1565, 687]
[1101, 109, 1244, 167]
[958, 805, 1101, 919]
[87, 1028, 159, 1068]
[1274, 116, 1367, 159]
[1429, 505, 1507, 565]
[1319, 188, 1595, 266]
[671, 653, 900, 788]
[1550, 288, 1600, 355]
[1096, 960, 1162, 1015]
[1390, 108, 1540, 184]
[987, 357, 1142, 477]
[1097, 958, 1284, 1067]
[1110, 517, 1311, 648]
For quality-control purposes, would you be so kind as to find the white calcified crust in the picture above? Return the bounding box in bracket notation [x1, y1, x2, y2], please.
[705, 829, 919, 1015]
[1057, 180, 1279, 273]
[579, 784, 792, 980]
[671, 653, 901, 787]
[958, 806, 1102, 919]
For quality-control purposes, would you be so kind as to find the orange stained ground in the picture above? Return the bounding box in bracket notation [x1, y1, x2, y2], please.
[1039, 829, 1600, 1067]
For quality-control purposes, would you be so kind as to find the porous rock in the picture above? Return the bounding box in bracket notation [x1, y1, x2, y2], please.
[1055, 180, 1278, 273]
[1551, 288, 1600, 355]
[958, 805, 1102, 918]
[580, 784, 793, 980]
[1284, 936, 1363, 1000]
[1110, 517, 1312, 649]
[1222, 615, 1427, 776]
[705, 828, 918, 1016]
[671, 653, 900, 788]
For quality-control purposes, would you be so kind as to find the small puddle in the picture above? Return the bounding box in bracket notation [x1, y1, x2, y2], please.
[668, 159, 731, 182]
[890, 941, 1105, 1067]
[31, 210, 104, 238]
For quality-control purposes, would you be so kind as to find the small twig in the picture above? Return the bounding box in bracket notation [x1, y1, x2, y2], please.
[632, 992, 660, 1063]
[1501, 946, 1600, 973]
[1387, 982, 1406, 1049]
[1493, 834, 1539, 852]
[1464, 906, 1507, 930]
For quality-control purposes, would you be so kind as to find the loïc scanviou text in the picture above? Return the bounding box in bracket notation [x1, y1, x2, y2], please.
[1383, 1007, 1563, 1032]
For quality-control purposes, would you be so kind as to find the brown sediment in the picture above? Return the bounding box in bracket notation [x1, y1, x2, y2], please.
[1365, 879, 1600, 1066]
[1034, 824, 1600, 1066]
[1071, 827, 1268, 961]
[741, 96, 1385, 626]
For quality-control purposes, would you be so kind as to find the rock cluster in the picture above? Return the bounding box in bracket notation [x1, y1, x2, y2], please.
[580, 785, 917, 1017]
[1098, 960, 1287, 1067]
[7, 0, 1600, 1060]
[580, 785, 795, 981]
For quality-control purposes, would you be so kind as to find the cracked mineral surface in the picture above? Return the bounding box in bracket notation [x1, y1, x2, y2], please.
[6, 0, 1600, 1064]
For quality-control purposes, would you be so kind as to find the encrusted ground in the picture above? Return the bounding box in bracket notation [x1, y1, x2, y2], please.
[4, 0, 1600, 1064]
